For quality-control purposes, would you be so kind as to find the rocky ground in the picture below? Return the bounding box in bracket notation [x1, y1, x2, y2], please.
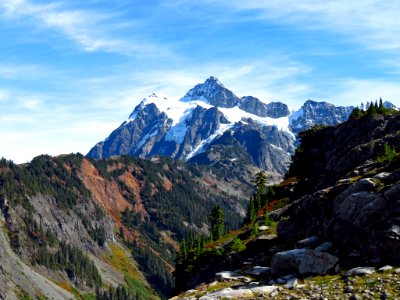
[173, 265, 400, 299]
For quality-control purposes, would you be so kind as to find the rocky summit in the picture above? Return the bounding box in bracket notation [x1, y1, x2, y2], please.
[87, 77, 356, 179]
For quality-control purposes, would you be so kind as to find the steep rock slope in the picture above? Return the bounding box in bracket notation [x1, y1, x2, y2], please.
[0, 154, 247, 299]
[87, 77, 355, 178]
[280, 113, 400, 262]
[0, 155, 157, 299]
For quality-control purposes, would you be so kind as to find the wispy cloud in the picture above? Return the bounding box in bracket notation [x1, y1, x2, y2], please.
[0, 89, 11, 102]
[0, 0, 169, 56]
[0, 63, 48, 80]
[112, 56, 313, 108]
[210, 0, 400, 51]
[332, 78, 400, 106]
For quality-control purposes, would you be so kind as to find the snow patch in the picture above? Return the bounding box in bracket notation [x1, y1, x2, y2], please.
[165, 107, 196, 143]
[219, 106, 292, 134]
[269, 143, 284, 152]
[180, 95, 210, 105]
[137, 129, 159, 148]
[185, 123, 234, 160]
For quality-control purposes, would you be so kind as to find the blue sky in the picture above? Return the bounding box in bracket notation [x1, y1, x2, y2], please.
[1, 0, 400, 163]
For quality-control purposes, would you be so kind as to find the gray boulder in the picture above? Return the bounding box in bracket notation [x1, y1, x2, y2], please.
[245, 266, 271, 276]
[271, 249, 339, 275]
[296, 236, 320, 248]
[378, 265, 393, 272]
[315, 242, 333, 252]
[200, 287, 253, 299]
[251, 285, 278, 296]
[346, 267, 375, 276]
[215, 271, 251, 282]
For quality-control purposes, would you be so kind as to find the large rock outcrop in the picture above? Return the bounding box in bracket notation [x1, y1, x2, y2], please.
[271, 249, 339, 275]
[277, 113, 400, 263]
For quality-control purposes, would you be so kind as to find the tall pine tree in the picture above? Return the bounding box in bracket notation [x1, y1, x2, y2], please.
[244, 196, 256, 225]
[209, 205, 224, 241]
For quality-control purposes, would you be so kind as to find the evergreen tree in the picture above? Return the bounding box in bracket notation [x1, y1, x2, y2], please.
[251, 171, 269, 213]
[177, 238, 187, 261]
[263, 208, 271, 226]
[349, 107, 363, 119]
[377, 98, 385, 114]
[252, 171, 268, 196]
[244, 197, 256, 225]
[254, 195, 261, 214]
[252, 171, 268, 215]
[188, 231, 194, 252]
[367, 101, 378, 116]
[209, 205, 224, 241]
[195, 236, 202, 257]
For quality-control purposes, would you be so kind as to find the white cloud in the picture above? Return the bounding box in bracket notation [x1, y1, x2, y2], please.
[331, 79, 400, 107]
[0, 64, 38, 79]
[211, 0, 400, 51]
[125, 57, 312, 108]
[21, 98, 42, 110]
[0, 0, 168, 56]
[0, 89, 11, 102]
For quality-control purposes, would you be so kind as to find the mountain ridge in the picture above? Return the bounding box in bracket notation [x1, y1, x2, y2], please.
[88, 77, 372, 179]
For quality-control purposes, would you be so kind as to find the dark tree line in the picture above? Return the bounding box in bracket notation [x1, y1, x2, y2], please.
[96, 285, 141, 300]
[350, 98, 395, 119]
[244, 171, 274, 225]
[33, 241, 102, 288]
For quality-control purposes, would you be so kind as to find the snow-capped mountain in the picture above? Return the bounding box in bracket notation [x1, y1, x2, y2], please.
[289, 100, 354, 134]
[87, 77, 356, 177]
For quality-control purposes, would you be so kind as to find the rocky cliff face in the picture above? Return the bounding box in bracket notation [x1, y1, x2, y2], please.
[87, 77, 357, 179]
[189, 119, 295, 176]
[279, 113, 400, 262]
[289, 100, 354, 134]
[238, 97, 290, 118]
[182, 76, 240, 108]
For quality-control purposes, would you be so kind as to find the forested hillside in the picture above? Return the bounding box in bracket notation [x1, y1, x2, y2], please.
[0, 154, 247, 298]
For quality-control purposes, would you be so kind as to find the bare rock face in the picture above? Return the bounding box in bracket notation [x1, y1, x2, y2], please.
[265, 101, 291, 118]
[238, 97, 290, 118]
[189, 119, 295, 176]
[278, 113, 400, 263]
[184, 76, 240, 108]
[333, 179, 386, 227]
[271, 249, 339, 275]
[87, 102, 170, 159]
[289, 100, 353, 134]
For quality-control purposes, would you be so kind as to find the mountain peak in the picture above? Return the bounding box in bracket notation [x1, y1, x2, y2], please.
[128, 93, 169, 120]
[304, 99, 331, 107]
[182, 76, 240, 108]
[204, 76, 224, 87]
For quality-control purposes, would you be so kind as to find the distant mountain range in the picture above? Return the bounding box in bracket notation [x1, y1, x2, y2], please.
[87, 76, 396, 178]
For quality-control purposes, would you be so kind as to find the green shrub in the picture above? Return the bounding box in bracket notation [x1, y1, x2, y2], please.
[229, 237, 246, 253]
[377, 143, 396, 163]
